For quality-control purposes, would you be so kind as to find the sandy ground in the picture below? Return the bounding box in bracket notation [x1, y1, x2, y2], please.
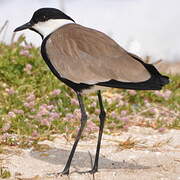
[1, 126, 180, 180]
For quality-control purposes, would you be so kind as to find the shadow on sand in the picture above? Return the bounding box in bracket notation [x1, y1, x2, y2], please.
[30, 147, 150, 171]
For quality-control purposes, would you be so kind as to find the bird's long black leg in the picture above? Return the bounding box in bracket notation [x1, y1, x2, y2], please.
[90, 90, 106, 173]
[61, 92, 87, 175]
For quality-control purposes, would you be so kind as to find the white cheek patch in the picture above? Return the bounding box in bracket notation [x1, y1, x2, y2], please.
[32, 19, 74, 38]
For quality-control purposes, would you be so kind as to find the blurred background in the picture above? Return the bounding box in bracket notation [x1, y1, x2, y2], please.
[0, 2, 179, 178]
[0, 0, 180, 62]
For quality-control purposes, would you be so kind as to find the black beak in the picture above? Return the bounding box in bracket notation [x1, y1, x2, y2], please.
[14, 22, 32, 32]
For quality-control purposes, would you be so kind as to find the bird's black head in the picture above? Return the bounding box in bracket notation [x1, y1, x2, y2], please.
[14, 8, 75, 39]
[30, 8, 75, 24]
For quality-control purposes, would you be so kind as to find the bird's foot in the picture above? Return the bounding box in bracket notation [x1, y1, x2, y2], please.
[78, 168, 98, 174]
[47, 169, 70, 177]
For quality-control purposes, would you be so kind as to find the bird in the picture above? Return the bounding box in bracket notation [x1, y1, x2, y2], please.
[14, 8, 169, 175]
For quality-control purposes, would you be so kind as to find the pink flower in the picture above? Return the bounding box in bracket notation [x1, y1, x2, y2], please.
[1, 133, 10, 140]
[154, 90, 172, 100]
[163, 90, 172, 100]
[74, 109, 81, 116]
[2, 123, 11, 132]
[144, 99, 148, 103]
[144, 99, 151, 107]
[38, 109, 49, 116]
[95, 109, 100, 114]
[13, 109, 24, 114]
[26, 64, 32, 71]
[50, 89, 61, 96]
[65, 113, 74, 120]
[86, 121, 98, 132]
[31, 108, 36, 112]
[114, 94, 123, 101]
[127, 90, 137, 95]
[40, 118, 51, 126]
[24, 64, 32, 74]
[40, 104, 48, 109]
[8, 111, 16, 118]
[91, 102, 96, 108]
[121, 117, 129, 122]
[25, 44, 33, 49]
[123, 125, 129, 130]
[39, 105, 49, 113]
[26, 93, 35, 102]
[35, 104, 59, 121]
[5, 88, 15, 95]
[71, 98, 79, 106]
[118, 100, 124, 106]
[28, 114, 35, 119]
[154, 91, 162, 96]
[150, 108, 159, 114]
[47, 105, 55, 110]
[111, 111, 117, 119]
[158, 127, 166, 133]
[24, 101, 35, 108]
[49, 112, 60, 119]
[20, 49, 29, 56]
[121, 110, 127, 116]
[110, 122, 116, 127]
[32, 130, 39, 137]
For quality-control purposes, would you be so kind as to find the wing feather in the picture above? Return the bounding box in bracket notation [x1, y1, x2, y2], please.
[45, 24, 150, 84]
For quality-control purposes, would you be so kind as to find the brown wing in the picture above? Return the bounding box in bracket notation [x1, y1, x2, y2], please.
[45, 23, 150, 84]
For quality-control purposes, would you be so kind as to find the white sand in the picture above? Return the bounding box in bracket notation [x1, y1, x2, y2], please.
[1, 126, 180, 180]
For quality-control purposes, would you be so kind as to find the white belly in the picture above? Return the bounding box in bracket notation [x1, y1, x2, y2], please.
[82, 85, 108, 94]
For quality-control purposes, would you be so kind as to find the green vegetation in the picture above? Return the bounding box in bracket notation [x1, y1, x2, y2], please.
[0, 167, 11, 179]
[0, 36, 179, 147]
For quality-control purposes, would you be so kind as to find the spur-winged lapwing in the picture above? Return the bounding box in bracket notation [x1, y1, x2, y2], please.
[14, 8, 169, 175]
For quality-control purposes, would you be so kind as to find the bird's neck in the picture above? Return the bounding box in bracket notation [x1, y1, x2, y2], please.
[32, 19, 74, 39]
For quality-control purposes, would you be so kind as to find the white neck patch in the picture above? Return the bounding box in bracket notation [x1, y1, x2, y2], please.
[32, 19, 74, 38]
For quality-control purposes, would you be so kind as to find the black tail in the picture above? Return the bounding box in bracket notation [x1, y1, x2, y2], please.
[97, 63, 169, 90]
